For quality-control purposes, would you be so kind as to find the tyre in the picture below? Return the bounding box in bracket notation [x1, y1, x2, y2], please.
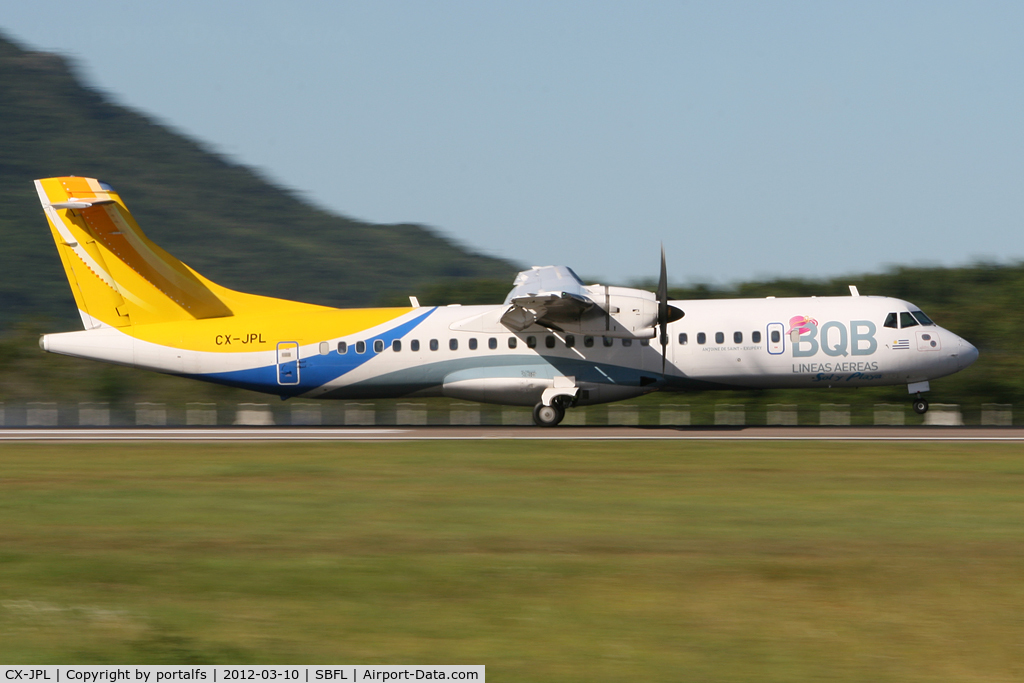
[532, 403, 565, 427]
[912, 398, 929, 415]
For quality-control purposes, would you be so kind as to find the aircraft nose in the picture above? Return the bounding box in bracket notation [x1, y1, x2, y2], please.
[958, 338, 979, 369]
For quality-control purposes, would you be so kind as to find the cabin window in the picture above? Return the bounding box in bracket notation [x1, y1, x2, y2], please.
[488, 337, 497, 350]
[337, 341, 348, 355]
[545, 335, 556, 349]
[356, 341, 366, 354]
[752, 331, 761, 343]
[640, 339, 650, 346]
[449, 339, 458, 351]
[584, 336, 594, 347]
[508, 337, 518, 349]
[884, 312, 898, 329]
[392, 340, 401, 352]
[527, 336, 537, 348]
[679, 333, 688, 345]
[603, 336, 614, 347]
[733, 331, 743, 344]
[697, 332, 707, 345]
[469, 338, 478, 350]
[411, 339, 420, 352]
[622, 339, 632, 347]
[429, 339, 439, 351]
[565, 335, 576, 348]
[900, 312, 919, 329]
[912, 310, 935, 326]
[770, 330, 780, 344]
[715, 332, 725, 344]
[319, 342, 329, 355]
[373, 340, 384, 353]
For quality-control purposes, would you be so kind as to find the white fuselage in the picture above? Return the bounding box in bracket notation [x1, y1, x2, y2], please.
[43, 293, 977, 407]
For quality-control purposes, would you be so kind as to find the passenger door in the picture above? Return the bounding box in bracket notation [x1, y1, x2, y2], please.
[277, 341, 300, 385]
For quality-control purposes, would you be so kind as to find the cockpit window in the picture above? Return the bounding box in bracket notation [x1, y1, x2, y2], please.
[911, 310, 934, 326]
[883, 312, 898, 329]
[899, 312, 919, 329]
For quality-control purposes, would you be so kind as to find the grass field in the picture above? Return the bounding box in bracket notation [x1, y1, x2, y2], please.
[0, 441, 1022, 681]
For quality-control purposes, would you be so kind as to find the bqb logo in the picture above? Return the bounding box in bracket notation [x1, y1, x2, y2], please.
[789, 318, 878, 358]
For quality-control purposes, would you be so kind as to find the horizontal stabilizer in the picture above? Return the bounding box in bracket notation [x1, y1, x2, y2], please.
[49, 199, 116, 210]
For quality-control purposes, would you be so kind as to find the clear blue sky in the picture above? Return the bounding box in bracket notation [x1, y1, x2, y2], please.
[5, 1, 1023, 286]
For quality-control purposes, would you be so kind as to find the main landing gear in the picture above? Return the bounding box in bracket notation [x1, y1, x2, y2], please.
[912, 396, 929, 415]
[533, 389, 578, 427]
[534, 394, 578, 427]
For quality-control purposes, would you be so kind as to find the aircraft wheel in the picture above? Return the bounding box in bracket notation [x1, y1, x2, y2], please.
[912, 397, 929, 415]
[533, 403, 565, 427]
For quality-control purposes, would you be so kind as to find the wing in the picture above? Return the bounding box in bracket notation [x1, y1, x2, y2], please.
[500, 266, 597, 331]
[498, 264, 664, 337]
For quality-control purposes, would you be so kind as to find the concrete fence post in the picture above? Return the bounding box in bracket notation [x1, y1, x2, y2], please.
[924, 404, 963, 426]
[766, 404, 798, 426]
[608, 404, 640, 426]
[715, 404, 745, 426]
[819, 404, 850, 426]
[873, 404, 905, 426]
[27, 402, 58, 427]
[344, 403, 376, 426]
[290, 403, 322, 426]
[186, 403, 218, 426]
[396, 403, 428, 425]
[234, 403, 275, 426]
[450, 403, 481, 425]
[502, 408, 532, 426]
[660, 405, 691, 426]
[135, 402, 167, 426]
[981, 403, 1012, 426]
[78, 402, 110, 426]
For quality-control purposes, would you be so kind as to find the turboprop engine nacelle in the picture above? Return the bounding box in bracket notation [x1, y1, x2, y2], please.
[576, 285, 659, 338]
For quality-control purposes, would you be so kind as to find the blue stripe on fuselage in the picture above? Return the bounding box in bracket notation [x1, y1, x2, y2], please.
[191, 308, 437, 395]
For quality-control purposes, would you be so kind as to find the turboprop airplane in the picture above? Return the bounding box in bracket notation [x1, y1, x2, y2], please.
[34, 176, 979, 426]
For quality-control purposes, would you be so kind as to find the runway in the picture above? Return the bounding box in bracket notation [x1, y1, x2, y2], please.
[1, 426, 1024, 441]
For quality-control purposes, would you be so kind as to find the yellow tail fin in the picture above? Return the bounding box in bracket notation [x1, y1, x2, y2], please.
[35, 177, 233, 329]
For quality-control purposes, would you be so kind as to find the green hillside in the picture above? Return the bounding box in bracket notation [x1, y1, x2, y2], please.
[0, 32, 517, 331]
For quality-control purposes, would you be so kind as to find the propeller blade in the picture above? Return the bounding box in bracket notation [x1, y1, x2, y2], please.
[658, 245, 669, 374]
